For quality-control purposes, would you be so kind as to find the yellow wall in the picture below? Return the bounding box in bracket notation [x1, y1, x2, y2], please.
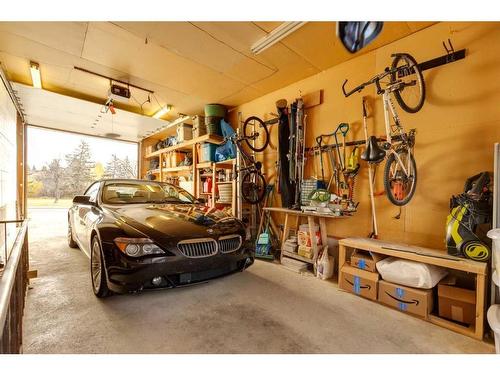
[230, 22, 500, 250]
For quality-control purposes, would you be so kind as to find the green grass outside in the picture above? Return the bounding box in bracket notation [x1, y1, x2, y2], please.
[28, 197, 73, 208]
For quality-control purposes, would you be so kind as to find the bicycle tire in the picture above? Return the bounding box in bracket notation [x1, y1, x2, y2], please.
[241, 171, 266, 204]
[383, 150, 417, 206]
[391, 53, 426, 113]
[243, 116, 270, 153]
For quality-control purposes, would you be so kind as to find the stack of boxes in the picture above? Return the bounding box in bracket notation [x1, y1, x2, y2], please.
[339, 249, 434, 318]
[297, 224, 322, 259]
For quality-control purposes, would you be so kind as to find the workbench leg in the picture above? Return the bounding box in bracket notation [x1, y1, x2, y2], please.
[280, 214, 290, 263]
[475, 272, 486, 340]
[308, 216, 319, 262]
[319, 217, 328, 249]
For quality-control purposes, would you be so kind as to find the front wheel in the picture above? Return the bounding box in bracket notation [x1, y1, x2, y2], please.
[383, 150, 417, 206]
[391, 53, 426, 113]
[243, 116, 269, 153]
[241, 171, 266, 204]
[91, 236, 109, 298]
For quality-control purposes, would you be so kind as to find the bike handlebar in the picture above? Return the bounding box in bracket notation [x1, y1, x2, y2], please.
[342, 67, 394, 97]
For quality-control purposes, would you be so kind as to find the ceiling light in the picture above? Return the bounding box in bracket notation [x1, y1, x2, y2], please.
[251, 22, 307, 55]
[153, 105, 171, 119]
[29, 61, 42, 89]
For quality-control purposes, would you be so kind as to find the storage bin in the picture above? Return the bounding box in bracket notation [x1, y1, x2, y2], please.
[199, 143, 217, 162]
[176, 123, 193, 143]
[205, 116, 222, 135]
[192, 115, 206, 138]
[204, 103, 227, 118]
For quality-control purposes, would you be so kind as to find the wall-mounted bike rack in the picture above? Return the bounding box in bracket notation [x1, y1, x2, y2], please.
[417, 39, 466, 72]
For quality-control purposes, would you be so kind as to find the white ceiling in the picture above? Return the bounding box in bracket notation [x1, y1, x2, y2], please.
[13, 83, 168, 141]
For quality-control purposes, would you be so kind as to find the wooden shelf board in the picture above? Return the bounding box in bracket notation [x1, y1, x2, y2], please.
[196, 162, 212, 169]
[281, 250, 315, 264]
[215, 201, 232, 205]
[146, 134, 224, 159]
[148, 169, 160, 174]
[215, 159, 235, 169]
[162, 166, 192, 173]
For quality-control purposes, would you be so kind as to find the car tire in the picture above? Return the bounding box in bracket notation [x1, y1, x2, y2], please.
[68, 220, 78, 249]
[91, 235, 110, 298]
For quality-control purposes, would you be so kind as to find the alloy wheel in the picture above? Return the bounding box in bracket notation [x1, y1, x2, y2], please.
[91, 240, 102, 293]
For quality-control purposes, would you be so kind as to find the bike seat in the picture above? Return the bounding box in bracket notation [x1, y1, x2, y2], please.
[361, 135, 386, 163]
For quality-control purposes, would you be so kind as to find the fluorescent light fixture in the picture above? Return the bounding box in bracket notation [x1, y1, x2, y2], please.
[251, 22, 307, 55]
[153, 105, 171, 119]
[30, 61, 42, 89]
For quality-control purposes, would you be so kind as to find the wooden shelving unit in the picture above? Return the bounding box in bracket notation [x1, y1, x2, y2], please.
[139, 125, 238, 216]
[338, 237, 488, 340]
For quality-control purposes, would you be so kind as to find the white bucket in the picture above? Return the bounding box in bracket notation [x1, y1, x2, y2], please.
[487, 304, 500, 354]
[487, 228, 500, 274]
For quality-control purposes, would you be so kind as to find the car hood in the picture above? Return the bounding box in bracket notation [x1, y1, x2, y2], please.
[104, 203, 245, 246]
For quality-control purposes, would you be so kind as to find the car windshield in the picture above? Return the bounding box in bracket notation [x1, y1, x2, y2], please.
[102, 181, 195, 205]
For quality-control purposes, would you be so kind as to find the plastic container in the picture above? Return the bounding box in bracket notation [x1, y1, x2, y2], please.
[487, 304, 500, 353]
[199, 143, 217, 162]
[204, 103, 227, 118]
[488, 228, 500, 276]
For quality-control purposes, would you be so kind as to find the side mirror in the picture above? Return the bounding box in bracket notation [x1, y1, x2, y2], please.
[73, 195, 93, 205]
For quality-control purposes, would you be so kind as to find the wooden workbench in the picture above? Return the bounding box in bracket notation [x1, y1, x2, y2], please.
[263, 207, 347, 264]
[339, 237, 488, 340]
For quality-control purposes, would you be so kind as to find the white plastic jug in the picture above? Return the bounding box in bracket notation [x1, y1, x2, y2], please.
[487, 304, 500, 354]
[487, 228, 500, 275]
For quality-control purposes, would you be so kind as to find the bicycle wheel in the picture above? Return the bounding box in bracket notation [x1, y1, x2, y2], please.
[241, 171, 266, 204]
[243, 116, 269, 153]
[383, 149, 417, 206]
[391, 53, 426, 113]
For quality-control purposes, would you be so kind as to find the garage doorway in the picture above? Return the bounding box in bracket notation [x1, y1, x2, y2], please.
[26, 126, 139, 239]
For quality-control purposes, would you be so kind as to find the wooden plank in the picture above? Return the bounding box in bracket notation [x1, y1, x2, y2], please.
[263, 207, 349, 220]
[339, 237, 486, 275]
[475, 273, 486, 340]
[282, 250, 315, 264]
[162, 166, 191, 173]
[308, 216, 319, 262]
[319, 217, 328, 249]
[303, 89, 323, 108]
[196, 162, 212, 169]
[280, 213, 290, 263]
[146, 134, 224, 159]
[27, 269, 37, 279]
[427, 314, 477, 339]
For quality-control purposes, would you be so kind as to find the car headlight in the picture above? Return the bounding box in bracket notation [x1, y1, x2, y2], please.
[114, 237, 164, 257]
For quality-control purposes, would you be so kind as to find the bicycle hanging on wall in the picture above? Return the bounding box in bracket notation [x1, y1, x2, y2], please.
[342, 52, 425, 206]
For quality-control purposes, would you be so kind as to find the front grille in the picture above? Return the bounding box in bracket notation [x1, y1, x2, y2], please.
[219, 234, 242, 253]
[177, 238, 217, 258]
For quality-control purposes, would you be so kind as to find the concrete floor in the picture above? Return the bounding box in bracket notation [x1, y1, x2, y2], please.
[23, 208, 495, 354]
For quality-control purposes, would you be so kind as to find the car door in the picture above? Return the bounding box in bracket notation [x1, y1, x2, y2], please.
[75, 182, 100, 254]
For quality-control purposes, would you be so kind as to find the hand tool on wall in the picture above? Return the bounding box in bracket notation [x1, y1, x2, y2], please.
[362, 97, 379, 238]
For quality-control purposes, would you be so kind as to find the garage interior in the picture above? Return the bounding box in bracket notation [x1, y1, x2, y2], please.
[1, 19, 500, 356]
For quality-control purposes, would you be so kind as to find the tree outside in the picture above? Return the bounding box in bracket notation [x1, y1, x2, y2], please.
[28, 138, 138, 205]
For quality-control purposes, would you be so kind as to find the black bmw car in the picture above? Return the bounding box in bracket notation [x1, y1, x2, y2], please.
[68, 179, 254, 297]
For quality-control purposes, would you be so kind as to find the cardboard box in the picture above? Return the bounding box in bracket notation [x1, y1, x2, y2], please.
[351, 249, 385, 273]
[438, 276, 476, 325]
[298, 245, 313, 259]
[339, 265, 379, 301]
[378, 280, 433, 318]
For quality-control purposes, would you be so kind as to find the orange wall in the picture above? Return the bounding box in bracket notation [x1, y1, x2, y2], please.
[230, 22, 500, 250]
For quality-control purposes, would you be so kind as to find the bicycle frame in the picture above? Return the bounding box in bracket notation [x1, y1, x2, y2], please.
[382, 87, 413, 177]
